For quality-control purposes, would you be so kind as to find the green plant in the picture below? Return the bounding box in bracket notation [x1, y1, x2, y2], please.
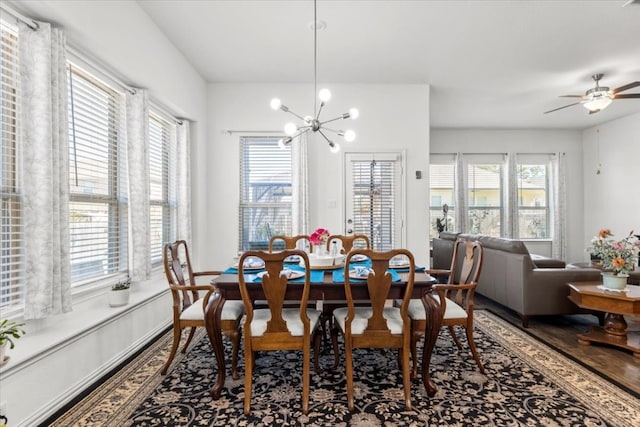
[111, 277, 131, 291]
[0, 319, 26, 349]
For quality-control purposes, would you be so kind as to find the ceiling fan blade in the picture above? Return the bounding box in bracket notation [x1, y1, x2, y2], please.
[559, 95, 586, 98]
[612, 81, 640, 94]
[613, 93, 640, 99]
[544, 102, 581, 114]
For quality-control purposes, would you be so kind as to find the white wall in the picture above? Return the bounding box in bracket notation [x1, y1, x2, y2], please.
[430, 129, 587, 262]
[1, 2, 208, 426]
[582, 112, 640, 249]
[204, 83, 431, 267]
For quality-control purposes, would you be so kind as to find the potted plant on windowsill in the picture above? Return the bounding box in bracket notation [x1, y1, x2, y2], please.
[0, 319, 26, 367]
[108, 277, 131, 307]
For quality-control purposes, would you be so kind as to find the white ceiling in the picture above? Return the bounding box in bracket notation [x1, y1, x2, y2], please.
[137, 0, 640, 129]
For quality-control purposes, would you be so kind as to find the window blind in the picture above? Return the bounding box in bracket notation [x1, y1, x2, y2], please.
[149, 111, 176, 265]
[516, 154, 551, 239]
[0, 20, 23, 309]
[68, 64, 127, 283]
[238, 136, 292, 252]
[349, 159, 396, 251]
[465, 155, 506, 236]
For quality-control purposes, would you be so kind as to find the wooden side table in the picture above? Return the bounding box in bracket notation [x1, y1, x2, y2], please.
[568, 281, 640, 358]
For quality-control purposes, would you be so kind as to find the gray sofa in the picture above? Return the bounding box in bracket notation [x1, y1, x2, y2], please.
[432, 232, 602, 327]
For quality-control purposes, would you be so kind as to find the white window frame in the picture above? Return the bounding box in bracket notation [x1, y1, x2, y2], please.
[238, 136, 292, 252]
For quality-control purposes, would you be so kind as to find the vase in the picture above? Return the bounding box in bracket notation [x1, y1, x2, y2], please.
[601, 272, 628, 290]
[313, 244, 326, 256]
[108, 289, 130, 307]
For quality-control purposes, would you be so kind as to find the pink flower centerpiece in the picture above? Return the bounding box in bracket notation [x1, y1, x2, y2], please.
[309, 228, 330, 248]
[588, 229, 640, 276]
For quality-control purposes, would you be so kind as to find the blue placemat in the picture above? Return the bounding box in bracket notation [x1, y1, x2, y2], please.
[332, 268, 401, 283]
[390, 266, 426, 273]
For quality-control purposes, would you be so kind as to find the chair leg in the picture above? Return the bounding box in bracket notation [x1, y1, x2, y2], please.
[243, 344, 253, 415]
[181, 327, 196, 353]
[331, 324, 341, 370]
[161, 325, 181, 375]
[345, 343, 355, 411]
[226, 328, 241, 380]
[302, 345, 311, 414]
[465, 325, 485, 374]
[448, 325, 463, 350]
[400, 347, 412, 410]
[410, 329, 422, 380]
[313, 329, 323, 373]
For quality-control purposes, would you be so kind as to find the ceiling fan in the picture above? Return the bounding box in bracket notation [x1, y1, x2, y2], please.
[544, 74, 640, 114]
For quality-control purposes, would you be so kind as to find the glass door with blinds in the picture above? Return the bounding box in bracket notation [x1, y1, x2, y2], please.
[345, 153, 403, 251]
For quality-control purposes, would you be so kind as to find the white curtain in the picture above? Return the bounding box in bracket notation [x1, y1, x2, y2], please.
[291, 133, 309, 239]
[506, 153, 518, 238]
[126, 90, 150, 282]
[454, 153, 467, 233]
[551, 153, 567, 260]
[20, 22, 72, 319]
[176, 120, 192, 246]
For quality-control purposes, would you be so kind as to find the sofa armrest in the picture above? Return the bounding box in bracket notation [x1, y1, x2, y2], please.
[530, 254, 565, 268]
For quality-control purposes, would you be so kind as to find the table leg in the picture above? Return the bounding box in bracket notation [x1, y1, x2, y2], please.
[603, 313, 627, 337]
[204, 289, 226, 399]
[420, 288, 443, 397]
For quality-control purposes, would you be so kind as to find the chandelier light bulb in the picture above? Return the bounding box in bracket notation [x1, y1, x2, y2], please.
[349, 108, 359, 120]
[343, 130, 356, 142]
[278, 138, 287, 149]
[329, 141, 341, 154]
[304, 115, 313, 125]
[318, 88, 331, 103]
[270, 98, 282, 110]
[284, 122, 297, 136]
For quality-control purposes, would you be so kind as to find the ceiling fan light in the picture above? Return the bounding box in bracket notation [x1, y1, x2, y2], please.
[584, 96, 612, 111]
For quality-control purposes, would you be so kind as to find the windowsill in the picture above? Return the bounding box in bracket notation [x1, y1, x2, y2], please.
[0, 270, 168, 375]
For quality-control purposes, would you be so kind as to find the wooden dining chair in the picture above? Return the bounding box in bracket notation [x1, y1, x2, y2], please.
[326, 234, 371, 254]
[161, 240, 244, 378]
[322, 234, 372, 352]
[269, 234, 310, 252]
[407, 238, 484, 377]
[238, 249, 322, 415]
[331, 248, 415, 411]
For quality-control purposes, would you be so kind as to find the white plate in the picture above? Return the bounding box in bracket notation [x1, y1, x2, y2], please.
[349, 269, 372, 279]
[233, 259, 265, 270]
[284, 255, 301, 263]
[350, 254, 368, 262]
[256, 269, 305, 280]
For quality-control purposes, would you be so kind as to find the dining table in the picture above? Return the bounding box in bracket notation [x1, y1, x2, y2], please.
[204, 259, 441, 399]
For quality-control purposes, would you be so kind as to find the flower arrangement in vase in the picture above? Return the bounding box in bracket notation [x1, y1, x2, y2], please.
[309, 228, 330, 255]
[588, 229, 640, 289]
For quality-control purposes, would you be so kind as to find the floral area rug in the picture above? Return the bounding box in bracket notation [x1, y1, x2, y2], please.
[50, 310, 639, 426]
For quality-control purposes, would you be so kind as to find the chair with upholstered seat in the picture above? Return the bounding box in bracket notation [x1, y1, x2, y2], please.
[161, 240, 244, 378]
[238, 249, 322, 415]
[269, 234, 310, 252]
[407, 238, 484, 376]
[332, 248, 415, 411]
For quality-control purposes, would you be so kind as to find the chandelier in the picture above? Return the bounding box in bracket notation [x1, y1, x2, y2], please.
[270, 0, 358, 153]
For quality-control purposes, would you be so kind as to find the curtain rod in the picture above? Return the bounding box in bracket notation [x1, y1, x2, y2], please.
[67, 45, 184, 125]
[225, 130, 282, 135]
[0, 3, 40, 31]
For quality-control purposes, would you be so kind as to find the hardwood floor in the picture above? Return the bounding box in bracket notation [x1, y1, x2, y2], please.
[474, 293, 640, 395]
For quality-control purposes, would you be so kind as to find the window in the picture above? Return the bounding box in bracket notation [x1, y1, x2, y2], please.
[149, 112, 176, 266]
[68, 64, 127, 284]
[516, 155, 550, 239]
[429, 154, 456, 240]
[0, 20, 23, 309]
[466, 156, 505, 236]
[239, 136, 292, 251]
[346, 153, 403, 251]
